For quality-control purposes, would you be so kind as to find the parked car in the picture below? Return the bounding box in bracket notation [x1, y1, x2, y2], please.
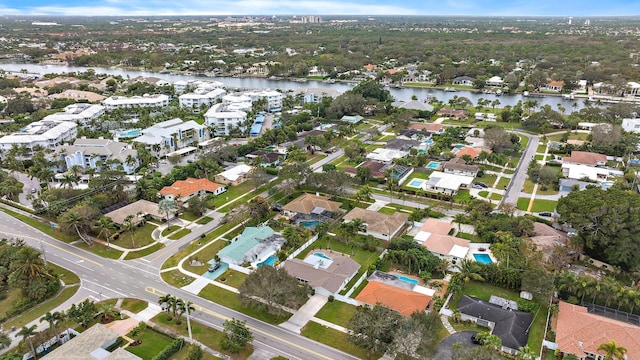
[208, 262, 221, 272]
[538, 212, 554, 217]
[31, 188, 37, 193]
[476, 182, 488, 188]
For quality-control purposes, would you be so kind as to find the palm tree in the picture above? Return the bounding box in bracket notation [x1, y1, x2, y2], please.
[16, 325, 38, 359]
[516, 345, 536, 360]
[158, 199, 178, 223]
[97, 303, 119, 323]
[59, 173, 79, 189]
[452, 213, 466, 234]
[40, 311, 61, 339]
[10, 247, 51, 288]
[0, 330, 10, 350]
[94, 216, 116, 247]
[158, 294, 176, 321]
[455, 259, 484, 282]
[60, 210, 91, 245]
[122, 215, 138, 248]
[597, 340, 627, 360]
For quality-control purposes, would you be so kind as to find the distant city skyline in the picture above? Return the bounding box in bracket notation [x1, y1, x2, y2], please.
[1, 0, 640, 17]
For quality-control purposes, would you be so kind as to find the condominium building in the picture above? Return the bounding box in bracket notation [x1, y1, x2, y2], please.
[132, 118, 209, 157]
[0, 119, 77, 156]
[54, 138, 139, 174]
[44, 103, 105, 126]
[103, 94, 170, 110]
[204, 103, 248, 136]
[245, 90, 283, 110]
[179, 88, 226, 109]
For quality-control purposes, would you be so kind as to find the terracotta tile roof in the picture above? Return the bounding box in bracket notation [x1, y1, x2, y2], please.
[420, 218, 454, 235]
[159, 177, 224, 198]
[555, 301, 640, 360]
[343, 207, 409, 236]
[563, 151, 607, 166]
[282, 193, 342, 215]
[408, 123, 444, 133]
[455, 147, 492, 158]
[363, 64, 377, 71]
[356, 280, 432, 317]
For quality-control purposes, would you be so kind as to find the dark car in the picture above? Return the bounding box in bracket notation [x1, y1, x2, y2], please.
[476, 182, 488, 188]
[471, 334, 481, 344]
[538, 212, 554, 217]
[208, 262, 221, 272]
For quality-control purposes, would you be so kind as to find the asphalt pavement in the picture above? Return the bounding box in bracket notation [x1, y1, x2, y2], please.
[502, 132, 539, 206]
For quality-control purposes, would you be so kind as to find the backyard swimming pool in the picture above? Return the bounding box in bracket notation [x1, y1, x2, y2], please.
[118, 129, 141, 138]
[393, 274, 419, 285]
[300, 220, 319, 228]
[473, 253, 494, 264]
[427, 161, 440, 169]
[257, 255, 279, 267]
[314, 252, 332, 260]
[408, 178, 426, 188]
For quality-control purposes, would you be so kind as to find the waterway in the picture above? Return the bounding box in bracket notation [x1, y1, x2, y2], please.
[0, 62, 587, 110]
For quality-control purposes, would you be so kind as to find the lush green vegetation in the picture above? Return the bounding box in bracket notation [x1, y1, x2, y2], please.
[120, 298, 148, 314]
[168, 228, 192, 240]
[161, 269, 196, 288]
[301, 322, 371, 359]
[124, 242, 165, 260]
[126, 326, 175, 359]
[315, 301, 358, 328]
[199, 284, 291, 324]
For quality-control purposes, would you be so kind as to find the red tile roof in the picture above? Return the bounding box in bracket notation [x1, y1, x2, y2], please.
[408, 123, 444, 132]
[455, 147, 492, 158]
[555, 301, 640, 360]
[356, 280, 432, 317]
[563, 151, 607, 166]
[159, 177, 223, 198]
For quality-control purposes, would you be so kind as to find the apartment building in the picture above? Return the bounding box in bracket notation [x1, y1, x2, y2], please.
[103, 94, 170, 110]
[0, 119, 77, 156]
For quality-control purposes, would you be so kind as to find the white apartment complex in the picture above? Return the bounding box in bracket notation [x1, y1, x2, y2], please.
[0, 119, 77, 155]
[173, 79, 224, 94]
[179, 88, 226, 109]
[44, 103, 105, 126]
[55, 138, 139, 174]
[103, 94, 170, 110]
[204, 103, 248, 136]
[245, 90, 283, 110]
[132, 118, 209, 157]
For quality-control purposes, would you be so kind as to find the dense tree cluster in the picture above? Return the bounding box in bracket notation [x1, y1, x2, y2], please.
[238, 266, 311, 316]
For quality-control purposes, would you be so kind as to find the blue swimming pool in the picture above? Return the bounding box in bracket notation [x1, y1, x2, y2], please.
[314, 253, 332, 260]
[300, 220, 319, 228]
[408, 179, 424, 187]
[257, 255, 279, 267]
[118, 129, 141, 138]
[473, 253, 493, 264]
[393, 274, 419, 285]
[427, 161, 440, 169]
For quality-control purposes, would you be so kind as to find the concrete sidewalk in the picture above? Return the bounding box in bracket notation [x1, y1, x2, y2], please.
[280, 295, 328, 333]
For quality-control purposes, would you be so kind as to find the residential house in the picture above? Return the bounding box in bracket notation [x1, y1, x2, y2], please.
[245, 90, 284, 111]
[561, 163, 609, 182]
[622, 118, 640, 133]
[281, 193, 341, 218]
[343, 208, 409, 240]
[159, 177, 226, 203]
[104, 199, 176, 225]
[415, 218, 470, 265]
[436, 108, 470, 120]
[0, 119, 77, 156]
[296, 88, 341, 104]
[408, 123, 444, 135]
[217, 226, 286, 268]
[422, 171, 474, 196]
[132, 118, 209, 158]
[55, 138, 139, 174]
[554, 301, 640, 360]
[562, 151, 607, 167]
[246, 150, 283, 167]
[398, 128, 432, 141]
[344, 161, 387, 178]
[452, 76, 474, 86]
[103, 94, 170, 110]
[558, 178, 594, 192]
[214, 164, 254, 186]
[204, 103, 248, 136]
[43, 324, 141, 360]
[442, 157, 479, 177]
[49, 90, 106, 103]
[356, 271, 434, 316]
[485, 76, 504, 87]
[457, 295, 533, 355]
[542, 80, 564, 92]
[341, 115, 364, 124]
[390, 100, 434, 112]
[366, 148, 409, 163]
[454, 147, 491, 159]
[385, 138, 421, 152]
[283, 250, 360, 296]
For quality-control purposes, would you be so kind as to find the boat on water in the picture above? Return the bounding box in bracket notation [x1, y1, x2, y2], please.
[444, 87, 457, 92]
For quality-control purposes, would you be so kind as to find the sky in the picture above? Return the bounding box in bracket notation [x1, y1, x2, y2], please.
[2, 0, 640, 17]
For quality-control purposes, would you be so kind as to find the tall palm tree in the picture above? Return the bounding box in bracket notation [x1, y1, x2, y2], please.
[158, 294, 175, 321]
[10, 247, 51, 288]
[16, 325, 38, 359]
[0, 330, 10, 350]
[597, 340, 627, 360]
[452, 213, 466, 233]
[175, 299, 195, 326]
[97, 303, 119, 323]
[122, 215, 138, 248]
[94, 216, 116, 247]
[40, 311, 61, 339]
[60, 211, 91, 245]
[455, 259, 485, 283]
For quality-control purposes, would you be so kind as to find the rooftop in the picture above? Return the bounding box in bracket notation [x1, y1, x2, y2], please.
[217, 164, 253, 182]
[356, 279, 432, 317]
[43, 324, 141, 360]
[282, 193, 342, 215]
[343, 207, 409, 236]
[283, 250, 360, 293]
[563, 151, 607, 166]
[159, 177, 224, 198]
[104, 199, 169, 225]
[218, 226, 284, 263]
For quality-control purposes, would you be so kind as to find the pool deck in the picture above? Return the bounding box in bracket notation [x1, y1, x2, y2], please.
[466, 243, 497, 264]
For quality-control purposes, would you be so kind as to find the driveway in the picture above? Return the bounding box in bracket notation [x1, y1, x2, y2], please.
[12, 171, 40, 208]
[431, 331, 478, 360]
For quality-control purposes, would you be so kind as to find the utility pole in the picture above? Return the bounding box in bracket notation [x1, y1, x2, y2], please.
[40, 241, 47, 266]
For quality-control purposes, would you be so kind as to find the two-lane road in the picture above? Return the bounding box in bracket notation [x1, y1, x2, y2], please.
[0, 212, 359, 360]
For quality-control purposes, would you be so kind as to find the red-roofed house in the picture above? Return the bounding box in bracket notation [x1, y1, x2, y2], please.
[356, 280, 432, 317]
[562, 151, 607, 167]
[363, 64, 377, 71]
[554, 301, 640, 360]
[408, 123, 444, 134]
[542, 80, 565, 92]
[454, 147, 492, 159]
[159, 177, 226, 202]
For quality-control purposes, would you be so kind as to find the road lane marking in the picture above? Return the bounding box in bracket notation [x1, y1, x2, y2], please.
[145, 287, 333, 360]
[0, 230, 103, 266]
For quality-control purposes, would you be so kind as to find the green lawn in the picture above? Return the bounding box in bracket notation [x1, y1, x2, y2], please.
[530, 199, 558, 213]
[478, 191, 489, 198]
[75, 242, 123, 259]
[536, 144, 547, 153]
[120, 298, 148, 314]
[216, 182, 256, 209]
[218, 269, 248, 289]
[168, 228, 192, 240]
[180, 212, 200, 222]
[475, 174, 497, 187]
[534, 154, 544, 161]
[519, 134, 530, 150]
[196, 216, 214, 224]
[349, 280, 369, 298]
[124, 243, 165, 260]
[50, 263, 80, 285]
[516, 197, 532, 211]
[454, 189, 473, 203]
[2, 209, 78, 242]
[3, 286, 79, 329]
[169, 348, 222, 360]
[118, 223, 158, 249]
[522, 179, 559, 196]
[546, 132, 589, 142]
[183, 240, 228, 274]
[315, 301, 358, 328]
[490, 193, 503, 201]
[377, 207, 396, 215]
[497, 177, 511, 188]
[162, 225, 181, 237]
[160, 269, 196, 288]
[0, 288, 23, 322]
[301, 322, 373, 359]
[126, 327, 174, 359]
[198, 284, 290, 324]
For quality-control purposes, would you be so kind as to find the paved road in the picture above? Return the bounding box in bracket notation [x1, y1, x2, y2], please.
[502, 131, 539, 206]
[12, 171, 40, 208]
[0, 211, 358, 360]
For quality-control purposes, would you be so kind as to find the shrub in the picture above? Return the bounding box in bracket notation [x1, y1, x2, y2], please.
[151, 338, 185, 360]
[328, 295, 335, 302]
